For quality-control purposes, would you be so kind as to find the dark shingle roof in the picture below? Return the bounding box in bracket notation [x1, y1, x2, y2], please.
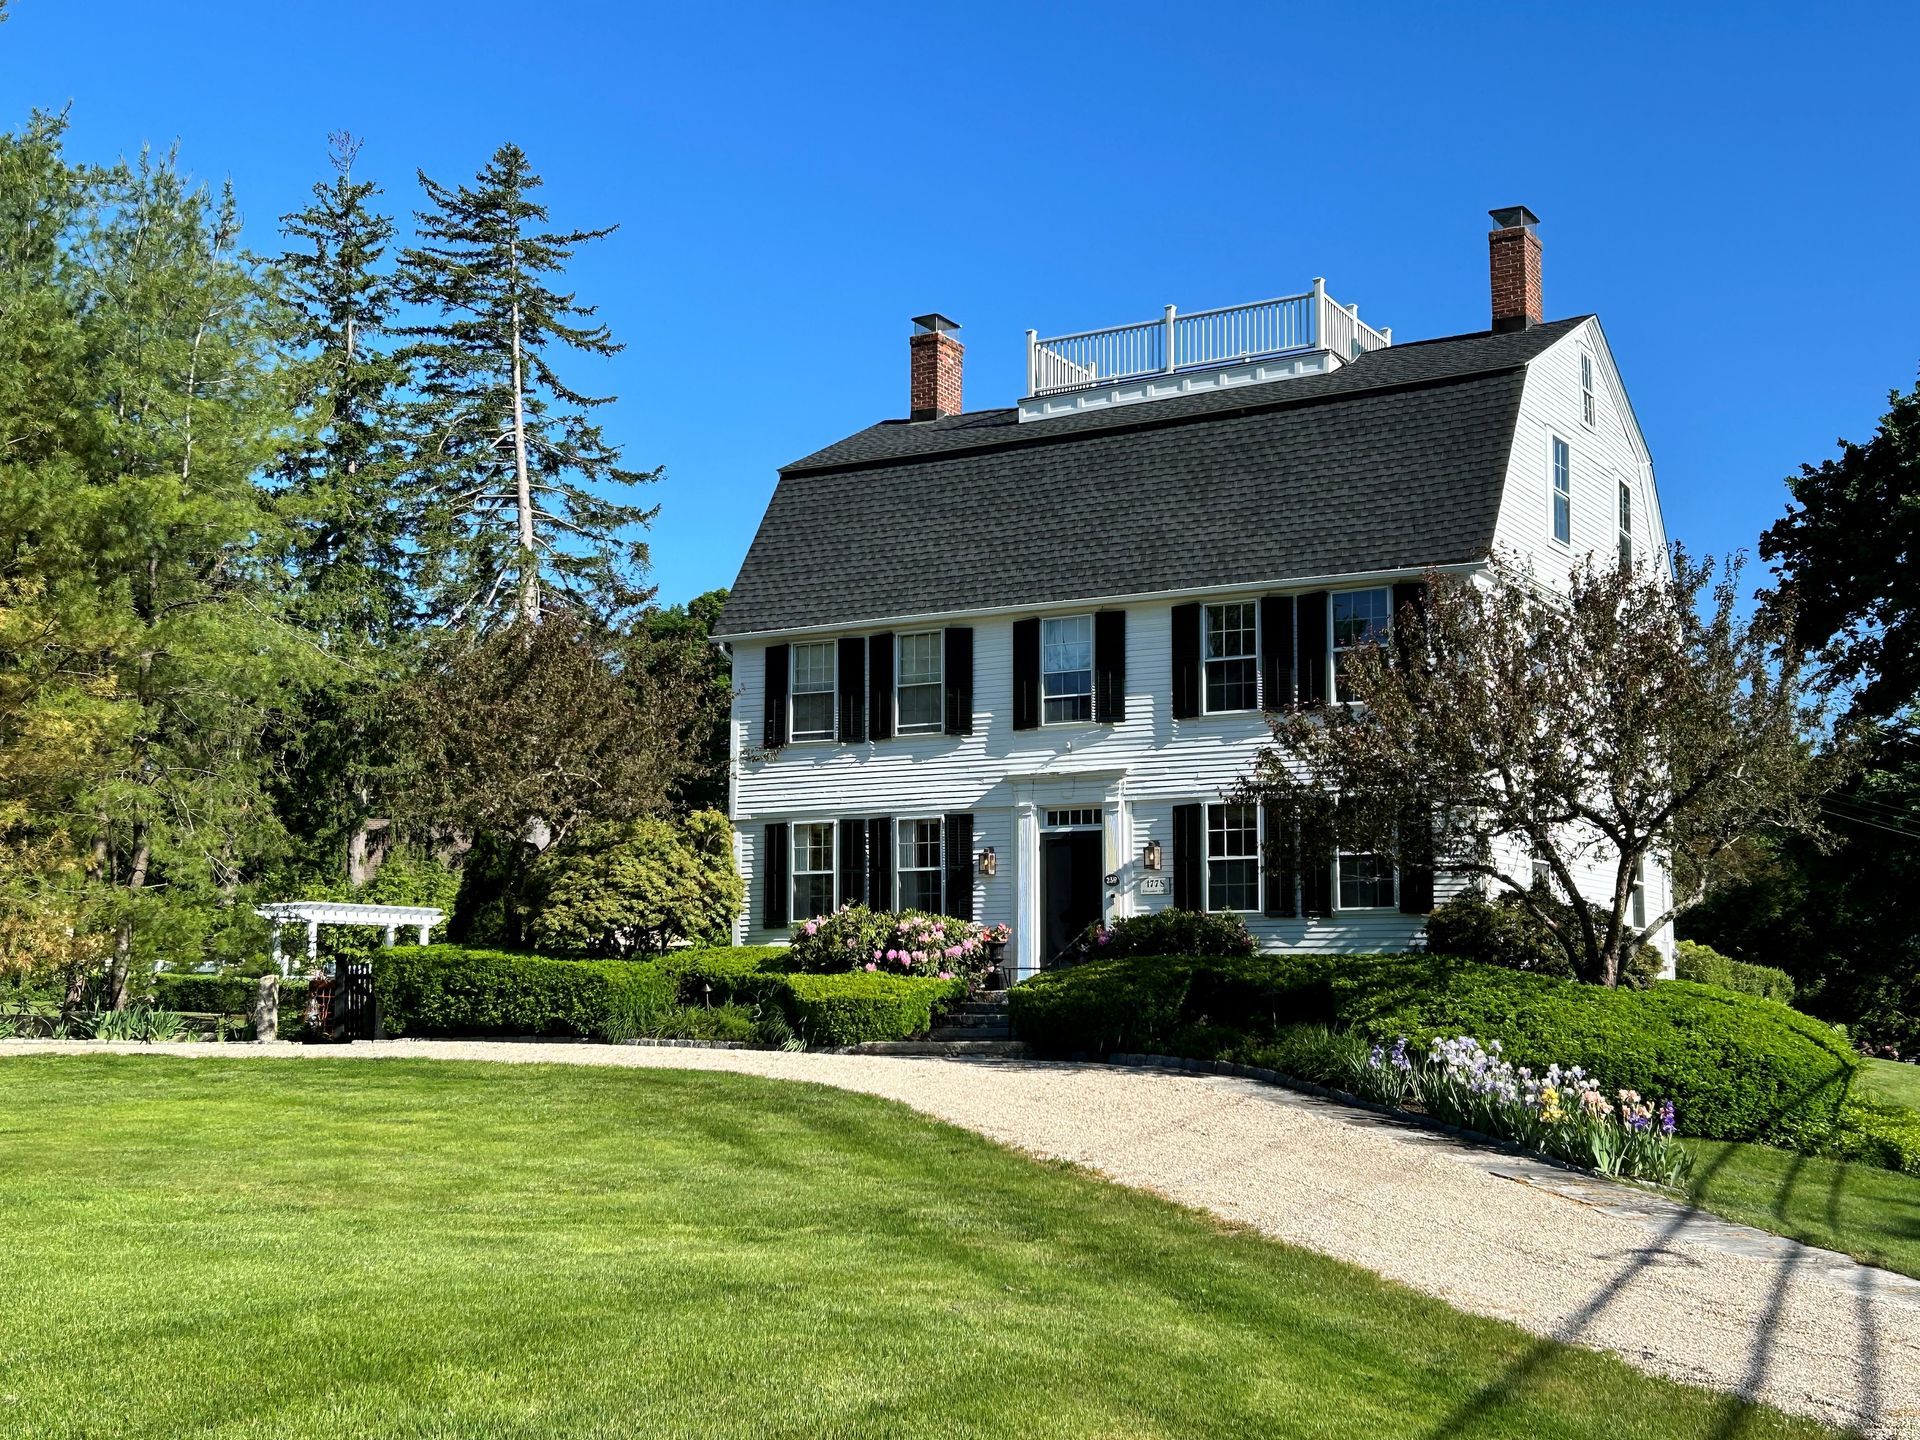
[716, 318, 1585, 637]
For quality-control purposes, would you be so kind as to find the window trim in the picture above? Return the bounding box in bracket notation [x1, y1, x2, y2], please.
[788, 639, 838, 744]
[895, 815, 945, 913]
[1548, 434, 1573, 548]
[1334, 846, 1398, 912]
[1580, 351, 1596, 429]
[894, 629, 944, 736]
[1629, 857, 1647, 931]
[1200, 599, 1260, 715]
[790, 820, 838, 922]
[1329, 585, 1393, 705]
[1203, 801, 1262, 914]
[1617, 478, 1633, 570]
[1039, 613, 1095, 727]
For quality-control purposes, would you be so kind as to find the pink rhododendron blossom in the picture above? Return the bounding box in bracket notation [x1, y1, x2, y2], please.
[864, 962, 877, 972]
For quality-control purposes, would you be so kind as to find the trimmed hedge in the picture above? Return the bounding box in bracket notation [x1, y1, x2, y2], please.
[1010, 952, 1858, 1144]
[1672, 939, 1795, 1005]
[780, 972, 966, 1048]
[152, 973, 309, 1038]
[654, 945, 792, 1007]
[372, 946, 675, 1042]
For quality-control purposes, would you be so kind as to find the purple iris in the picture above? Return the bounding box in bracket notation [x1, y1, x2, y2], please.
[1659, 1100, 1676, 1137]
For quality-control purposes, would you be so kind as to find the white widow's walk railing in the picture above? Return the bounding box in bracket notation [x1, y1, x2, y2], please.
[1025, 279, 1391, 398]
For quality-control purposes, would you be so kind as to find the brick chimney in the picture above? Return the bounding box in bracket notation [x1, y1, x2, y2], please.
[1487, 206, 1542, 332]
[909, 313, 962, 420]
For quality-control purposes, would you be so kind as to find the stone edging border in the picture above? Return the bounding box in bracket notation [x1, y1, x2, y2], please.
[1102, 1049, 1615, 1185]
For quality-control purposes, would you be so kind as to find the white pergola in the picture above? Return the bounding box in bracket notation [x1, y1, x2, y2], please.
[254, 901, 446, 975]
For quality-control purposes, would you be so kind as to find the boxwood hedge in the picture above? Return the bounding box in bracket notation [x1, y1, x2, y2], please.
[152, 973, 309, 1038]
[1009, 952, 1857, 1143]
[372, 946, 675, 1042]
[780, 972, 967, 1048]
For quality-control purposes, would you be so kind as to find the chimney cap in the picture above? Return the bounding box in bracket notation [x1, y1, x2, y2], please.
[1488, 205, 1541, 231]
[911, 313, 961, 335]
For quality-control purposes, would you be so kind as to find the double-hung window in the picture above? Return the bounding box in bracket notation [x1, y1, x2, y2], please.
[1331, 588, 1391, 703]
[1551, 437, 1572, 546]
[792, 822, 836, 921]
[1205, 803, 1260, 912]
[896, 632, 942, 734]
[1581, 352, 1596, 428]
[1617, 481, 1633, 570]
[1203, 601, 1258, 712]
[897, 818, 942, 911]
[1041, 615, 1093, 724]
[1337, 847, 1396, 909]
[790, 641, 836, 741]
[1630, 858, 1647, 930]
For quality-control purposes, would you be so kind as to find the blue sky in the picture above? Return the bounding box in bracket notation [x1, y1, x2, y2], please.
[3, 1, 1916, 607]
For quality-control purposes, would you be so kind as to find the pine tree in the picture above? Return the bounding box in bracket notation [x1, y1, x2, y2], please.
[397, 143, 657, 630]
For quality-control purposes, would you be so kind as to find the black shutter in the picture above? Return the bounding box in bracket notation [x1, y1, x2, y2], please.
[1171, 602, 1201, 719]
[1093, 609, 1126, 724]
[1012, 618, 1041, 730]
[866, 816, 893, 911]
[943, 627, 973, 736]
[1260, 596, 1294, 712]
[1399, 798, 1435, 915]
[1172, 803, 1204, 912]
[943, 813, 973, 920]
[762, 644, 790, 748]
[1392, 580, 1429, 671]
[837, 637, 866, 744]
[1295, 591, 1328, 707]
[838, 818, 867, 909]
[761, 823, 789, 929]
[1262, 803, 1297, 918]
[1300, 816, 1334, 918]
[867, 633, 894, 741]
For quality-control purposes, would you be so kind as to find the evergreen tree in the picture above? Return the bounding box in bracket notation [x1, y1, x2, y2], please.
[397, 143, 657, 630]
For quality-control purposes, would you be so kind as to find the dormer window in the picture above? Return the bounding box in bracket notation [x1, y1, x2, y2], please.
[790, 641, 836, 741]
[1580, 352, 1596, 428]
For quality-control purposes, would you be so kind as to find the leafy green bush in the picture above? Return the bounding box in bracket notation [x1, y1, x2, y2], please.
[1424, 889, 1663, 987]
[1011, 952, 1857, 1143]
[779, 972, 966, 1047]
[787, 906, 994, 982]
[372, 946, 674, 1041]
[153, 973, 309, 1038]
[529, 811, 744, 956]
[1061, 909, 1256, 965]
[1673, 939, 1795, 1005]
[1826, 1100, 1920, 1176]
[634, 1003, 760, 1044]
[654, 945, 791, 1007]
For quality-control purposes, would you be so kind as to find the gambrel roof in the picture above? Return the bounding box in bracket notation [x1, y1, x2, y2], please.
[715, 317, 1588, 638]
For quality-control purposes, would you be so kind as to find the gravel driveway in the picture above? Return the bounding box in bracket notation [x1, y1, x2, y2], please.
[9, 1038, 1918, 1437]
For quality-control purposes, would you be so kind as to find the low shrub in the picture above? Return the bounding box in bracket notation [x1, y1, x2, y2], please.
[1011, 952, 1857, 1143]
[634, 1003, 761, 1044]
[779, 972, 966, 1048]
[787, 906, 995, 983]
[153, 973, 310, 1038]
[1423, 889, 1663, 988]
[1672, 939, 1795, 1005]
[655, 945, 792, 1007]
[372, 945, 674, 1042]
[1060, 909, 1255, 966]
[1826, 1100, 1920, 1176]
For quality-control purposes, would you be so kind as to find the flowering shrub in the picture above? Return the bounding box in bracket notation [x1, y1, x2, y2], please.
[1346, 1033, 1689, 1185]
[788, 905, 996, 985]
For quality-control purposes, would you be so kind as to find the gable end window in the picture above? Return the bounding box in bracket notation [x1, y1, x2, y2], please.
[1203, 601, 1259, 712]
[897, 818, 943, 912]
[896, 632, 943, 734]
[790, 641, 836, 742]
[1041, 615, 1094, 725]
[1580, 352, 1596, 428]
[1618, 480, 1633, 569]
[1331, 588, 1391, 704]
[1205, 803, 1260, 913]
[792, 822, 837, 921]
[1550, 436, 1572, 546]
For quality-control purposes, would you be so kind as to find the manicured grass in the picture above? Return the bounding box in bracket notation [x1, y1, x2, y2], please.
[0, 1056, 1834, 1440]
[1858, 1055, 1920, 1111]
[1682, 1137, 1920, 1280]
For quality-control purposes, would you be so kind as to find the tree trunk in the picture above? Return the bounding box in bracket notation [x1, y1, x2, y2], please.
[105, 837, 151, 1011]
[508, 243, 537, 624]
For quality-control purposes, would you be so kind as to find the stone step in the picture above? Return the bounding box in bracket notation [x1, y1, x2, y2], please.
[845, 1039, 1031, 1058]
[954, 1000, 1009, 1016]
[941, 1008, 1009, 1027]
[930, 1023, 1011, 1041]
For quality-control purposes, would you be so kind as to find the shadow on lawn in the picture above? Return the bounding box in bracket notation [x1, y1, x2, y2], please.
[1415, 1064, 1890, 1440]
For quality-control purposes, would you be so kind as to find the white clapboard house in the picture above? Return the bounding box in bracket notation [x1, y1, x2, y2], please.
[715, 208, 1674, 979]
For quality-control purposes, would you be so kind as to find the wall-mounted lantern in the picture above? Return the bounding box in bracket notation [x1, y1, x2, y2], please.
[1142, 838, 1163, 872]
[979, 846, 997, 877]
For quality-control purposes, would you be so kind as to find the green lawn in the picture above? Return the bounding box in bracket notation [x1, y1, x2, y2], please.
[0, 1057, 1834, 1440]
[1858, 1055, 1920, 1110]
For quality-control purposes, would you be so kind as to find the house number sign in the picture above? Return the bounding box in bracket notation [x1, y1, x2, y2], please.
[1139, 876, 1170, 896]
[1103, 872, 1120, 887]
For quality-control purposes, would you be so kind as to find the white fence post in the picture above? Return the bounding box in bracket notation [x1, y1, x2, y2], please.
[1163, 304, 1177, 373]
[1311, 277, 1326, 350]
[1025, 329, 1037, 397]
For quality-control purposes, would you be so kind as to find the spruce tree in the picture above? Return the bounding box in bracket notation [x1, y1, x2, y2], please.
[398, 143, 657, 629]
